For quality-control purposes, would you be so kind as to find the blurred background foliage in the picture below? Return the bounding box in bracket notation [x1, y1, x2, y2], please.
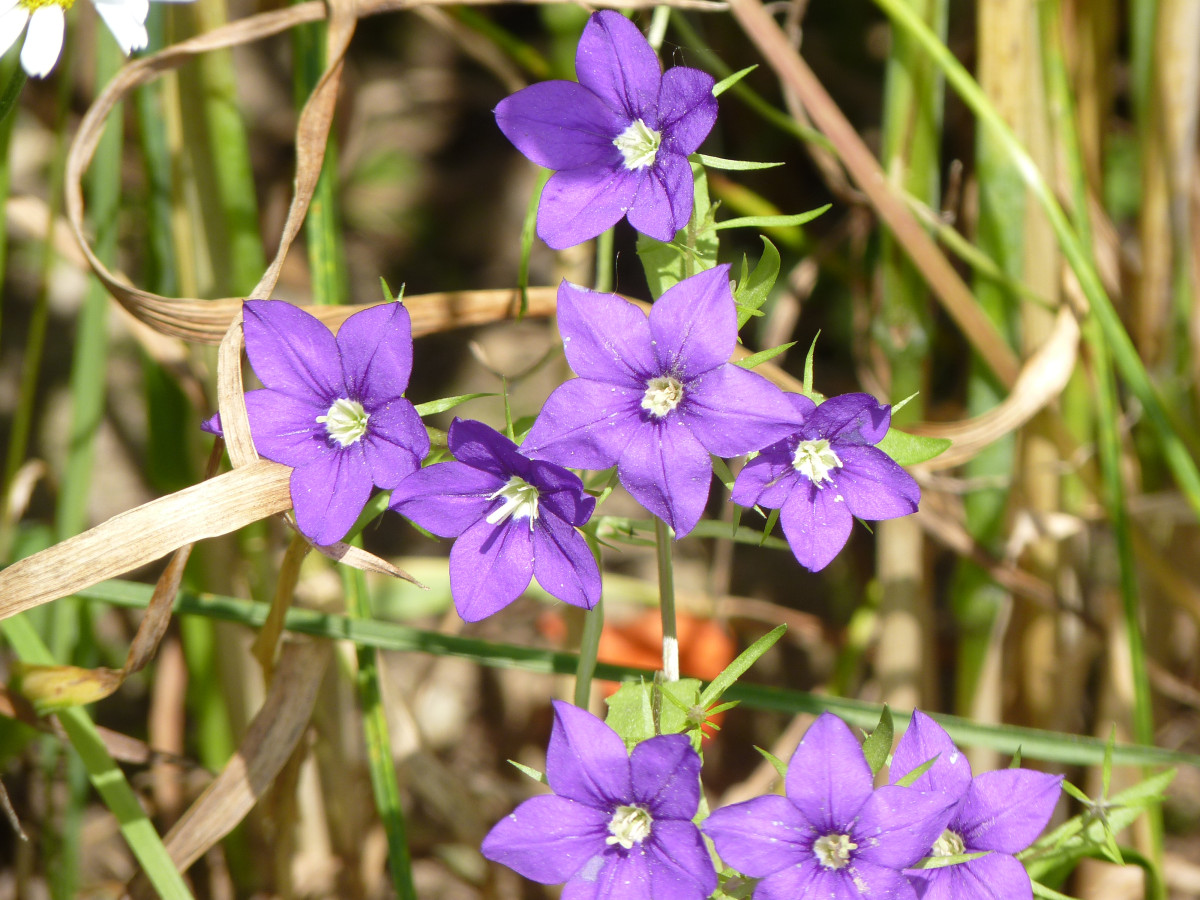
[0, 0, 1199, 896]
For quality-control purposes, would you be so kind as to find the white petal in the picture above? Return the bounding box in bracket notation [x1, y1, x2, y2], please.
[92, 0, 148, 52]
[20, 6, 63, 78]
[0, 5, 29, 60]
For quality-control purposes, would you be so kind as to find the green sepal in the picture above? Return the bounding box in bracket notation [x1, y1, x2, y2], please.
[712, 65, 757, 96]
[733, 237, 780, 330]
[754, 745, 789, 781]
[876, 428, 952, 466]
[699, 625, 786, 708]
[862, 704, 894, 776]
[507, 759, 548, 785]
[714, 205, 830, 232]
[636, 161, 719, 298]
[697, 154, 784, 171]
[734, 342, 796, 370]
[894, 754, 940, 788]
[909, 850, 991, 870]
[413, 393, 495, 418]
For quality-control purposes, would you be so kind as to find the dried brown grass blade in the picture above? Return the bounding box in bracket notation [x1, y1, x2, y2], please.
[726, 0, 1021, 388]
[0, 460, 291, 621]
[145, 640, 330, 879]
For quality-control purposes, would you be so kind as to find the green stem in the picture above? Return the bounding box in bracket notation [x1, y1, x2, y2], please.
[655, 518, 678, 681]
[573, 599, 605, 707]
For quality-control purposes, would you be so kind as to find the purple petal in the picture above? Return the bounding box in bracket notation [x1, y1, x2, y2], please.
[682, 364, 802, 457]
[617, 419, 711, 538]
[538, 166, 641, 250]
[532, 513, 601, 609]
[361, 400, 428, 489]
[956, 769, 1063, 853]
[201, 412, 222, 436]
[755, 860, 916, 900]
[908, 850, 1033, 900]
[703, 794, 813, 878]
[388, 460, 498, 537]
[546, 700, 633, 808]
[626, 151, 693, 242]
[242, 300, 341, 403]
[730, 447, 799, 509]
[448, 517, 535, 621]
[482, 794, 607, 884]
[575, 11, 661, 122]
[337, 301, 414, 402]
[658, 66, 718, 156]
[628, 734, 701, 819]
[289, 448, 373, 546]
[779, 480, 854, 572]
[556, 281, 656, 386]
[835, 445, 920, 521]
[890, 710, 973, 798]
[785, 712, 874, 832]
[527, 459, 596, 527]
[244, 389, 326, 468]
[523, 378, 641, 471]
[645, 823, 718, 899]
[576, 849, 655, 900]
[447, 419, 517, 479]
[852, 785, 958, 869]
[649, 265, 735, 379]
[495, 80, 625, 170]
[809, 393, 892, 445]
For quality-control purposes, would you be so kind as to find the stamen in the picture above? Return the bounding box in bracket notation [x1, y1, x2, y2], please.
[613, 119, 662, 171]
[316, 398, 370, 447]
[813, 832, 858, 870]
[792, 438, 843, 486]
[605, 805, 653, 850]
[641, 376, 684, 418]
[931, 830, 966, 858]
[486, 476, 540, 531]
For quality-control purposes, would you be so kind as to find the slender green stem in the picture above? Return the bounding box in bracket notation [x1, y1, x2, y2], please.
[871, 0, 1200, 522]
[0, 64, 24, 126]
[646, 6, 671, 51]
[594, 228, 615, 294]
[573, 599, 605, 707]
[655, 518, 679, 681]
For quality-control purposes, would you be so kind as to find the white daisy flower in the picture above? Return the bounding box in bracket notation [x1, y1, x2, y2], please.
[0, 0, 187, 79]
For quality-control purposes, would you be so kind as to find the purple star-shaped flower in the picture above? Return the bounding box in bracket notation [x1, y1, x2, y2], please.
[731, 392, 921, 571]
[221, 300, 429, 547]
[482, 700, 717, 900]
[703, 712, 958, 900]
[388, 419, 600, 622]
[494, 10, 718, 249]
[522, 266, 800, 538]
[889, 710, 1063, 900]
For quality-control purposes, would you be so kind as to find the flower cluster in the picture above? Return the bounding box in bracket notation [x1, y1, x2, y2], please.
[485, 708, 1062, 899]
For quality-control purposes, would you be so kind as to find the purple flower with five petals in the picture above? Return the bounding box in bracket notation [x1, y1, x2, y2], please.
[221, 300, 429, 547]
[494, 10, 717, 249]
[703, 712, 958, 900]
[482, 699, 717, 900]
[523, 266, 800, 538]
[388, 419, 600, 622]
[889, 710, 1063, 900]
[731, 392, 920, 571]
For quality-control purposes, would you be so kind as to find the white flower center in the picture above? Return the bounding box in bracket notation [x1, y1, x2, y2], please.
[931, 829, 966, 858]
[316, 398, 370, 447]
[813, 832, 858, 870]
[792, 438, 843, 486]
[20, 0, 74, 10]
[605, 805, 652, 849]
[486, 476, 540, 530]
[613, 119, 662, 171]
[641, 376, 684, 418]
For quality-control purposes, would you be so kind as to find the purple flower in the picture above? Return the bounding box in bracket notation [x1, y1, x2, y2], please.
[482, 700, 717, 900]
[523, 266, 800, 538]
[731, 392, 920, 571]
[494, 10, 718, 249]
[220, 300, 429, 547]
[890, 710, 1063, 900]
[388, 419, 600, 622]
[704, 712, 958, 900]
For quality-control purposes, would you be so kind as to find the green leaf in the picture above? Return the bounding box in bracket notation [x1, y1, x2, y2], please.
[733, 237, 780, 330]
[734, 342, 796, 370]
[875, 428, 952, 466]
[712, 205, 831, 232]
[604, 679, 703, 747]
[637, 161, 719, 298]
[712, 64, 757, 96]
[507, 760, 548, 785]
[697, 154, 784, 171]
[862, 705, 894, 776]
[1032, 883, 1080, 900]
[413, 393, 495, 417]
[699, 625, 787, 707]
